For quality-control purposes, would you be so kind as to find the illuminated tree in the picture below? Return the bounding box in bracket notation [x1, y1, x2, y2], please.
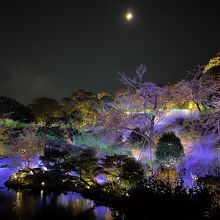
[202, 112, 220, 137]
[96, 88, 148, 147]
[72, 102, 97, 127]
[102, 155, 144, 190]
[174, 66, 220, 112]
[96, 91, 112, 101]
[204, 53, 220, 75]
[118, 65, 171, 161]
[201, 97, 220, 137]
[181, 95, 220, 141]
[97, 102, 125, 139]
[0, 126, 8, 144]
[63, 89, 95, 104]
[62, 90, 98, 127]
[0, 125, 8, 158]
[64, 148, 102, 187]
[30, 97, 62, 123]
[12, 128, 45, 168]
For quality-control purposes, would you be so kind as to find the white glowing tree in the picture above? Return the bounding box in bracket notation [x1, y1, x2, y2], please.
[118, 65, 172, 161]
[174, 65, 220, 112]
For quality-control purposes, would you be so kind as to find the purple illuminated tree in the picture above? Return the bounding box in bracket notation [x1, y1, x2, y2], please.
[12, 128, 45, 168]
[202, 97, 220, 137]
[118, 65, 172, 162]
[173, 65, 220, 112]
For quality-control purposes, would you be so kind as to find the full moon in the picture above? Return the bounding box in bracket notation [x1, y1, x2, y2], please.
[126, 12, 133, 21]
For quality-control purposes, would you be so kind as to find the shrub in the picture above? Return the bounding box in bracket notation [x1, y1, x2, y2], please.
[156, 132, 184, 162]
[126, 177, 212, 219]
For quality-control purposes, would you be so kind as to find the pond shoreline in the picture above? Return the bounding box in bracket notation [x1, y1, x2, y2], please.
[1, 157, 220, 220]
[4, 180, 125, 210]
[0, 166, 114, 220]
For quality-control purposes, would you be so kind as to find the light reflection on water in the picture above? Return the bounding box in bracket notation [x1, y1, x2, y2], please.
[0, 189, 113, 220]
[0, 166, 113, 220]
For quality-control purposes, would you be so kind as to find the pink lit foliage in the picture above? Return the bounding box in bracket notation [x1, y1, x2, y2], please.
[174, 65, 220, 112]
[183, 95, 220, 140]
[11, 128, 45, 168]
[202, 97, 220, 138]
[119, 65, 172, 161]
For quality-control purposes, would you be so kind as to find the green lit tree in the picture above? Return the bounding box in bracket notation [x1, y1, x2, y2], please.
[155, 132, 184, 163]
[102, 155, 144, 191]
[30, 97, 62, 123]
[64, 148, 102, 187]
[0, 125, 8, 159]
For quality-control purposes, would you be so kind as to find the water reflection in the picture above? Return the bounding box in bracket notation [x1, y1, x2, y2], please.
[14, 191, 22, 219]
[0, 189, 112, 220]
[0, 163, 113, 220]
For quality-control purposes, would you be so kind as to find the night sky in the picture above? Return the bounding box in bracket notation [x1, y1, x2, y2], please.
[0, 0, 219, 103]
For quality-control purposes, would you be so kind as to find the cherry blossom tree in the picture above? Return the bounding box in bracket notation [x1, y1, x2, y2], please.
[117, 65, 172, 161]
[12, 128, 45, 168]
[173, 65, 220, 112]
[201, 97, 220, 136]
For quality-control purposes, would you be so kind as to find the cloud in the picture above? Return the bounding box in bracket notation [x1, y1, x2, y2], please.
[0, 62, 56, 103]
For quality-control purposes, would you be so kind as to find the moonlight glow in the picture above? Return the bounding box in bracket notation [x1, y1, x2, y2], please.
[126, 12, 133, 21]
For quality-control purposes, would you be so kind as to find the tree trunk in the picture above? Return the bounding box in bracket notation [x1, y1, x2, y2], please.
[111, 180, 115, 191]
[138, 137, 148, 161]
[194, 101, 202, 112]
[149, 116, 155, 165]
[149, 139, 155, 168]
